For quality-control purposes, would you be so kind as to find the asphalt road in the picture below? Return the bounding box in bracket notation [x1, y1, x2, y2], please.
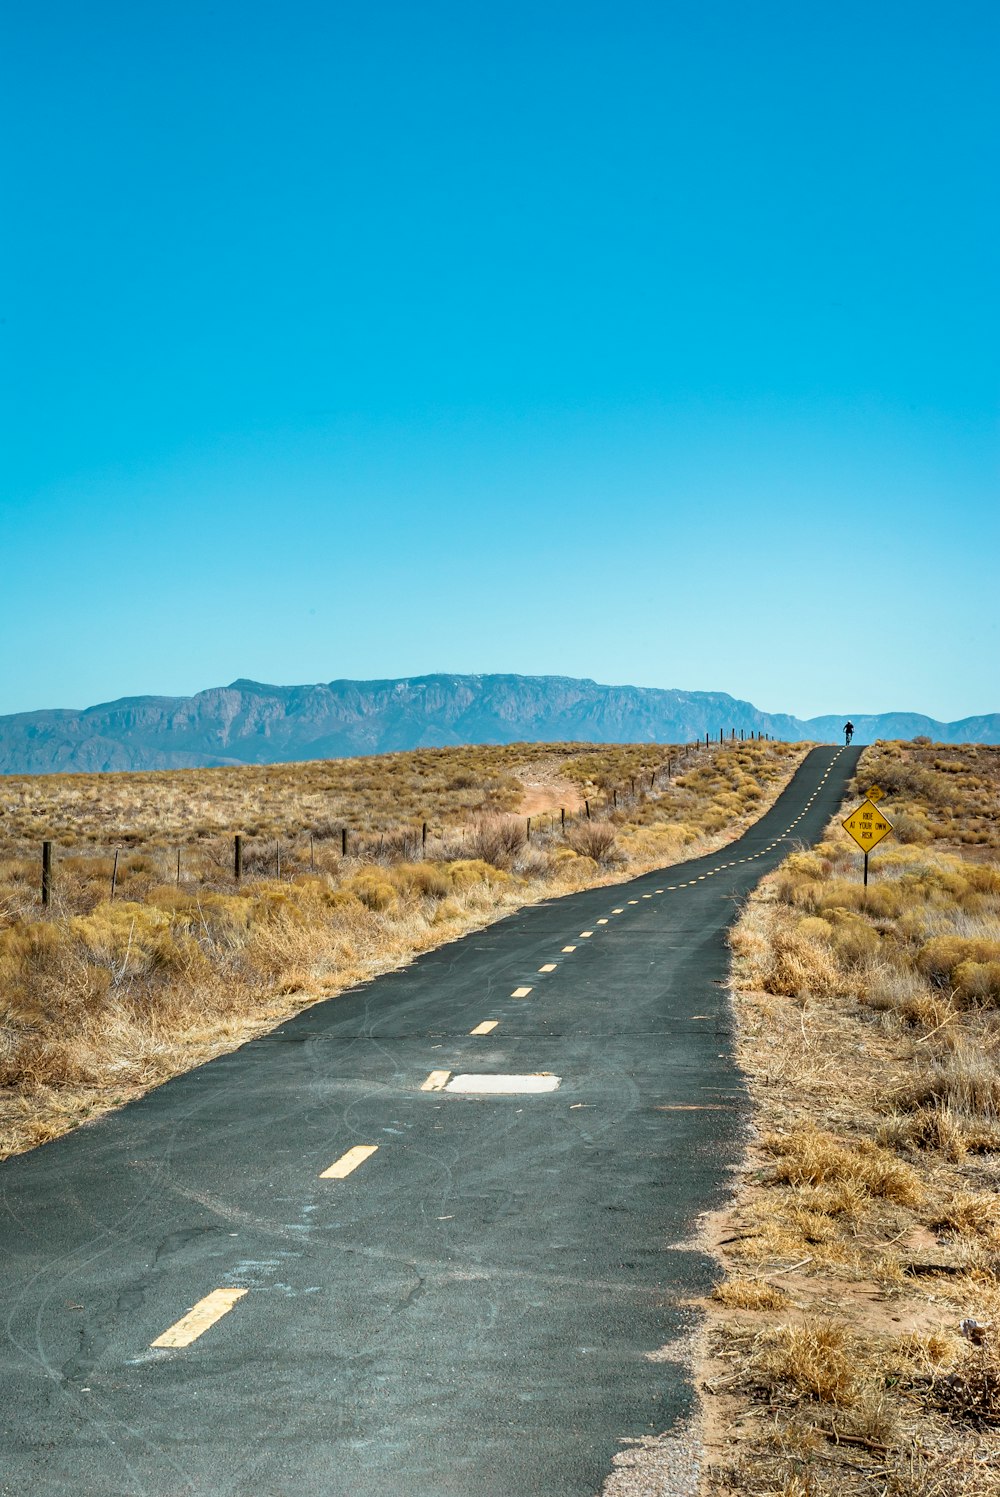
[0, 744, 861, 1497]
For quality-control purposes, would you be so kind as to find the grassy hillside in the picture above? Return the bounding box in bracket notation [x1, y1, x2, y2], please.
[0, 737, 804, 1158]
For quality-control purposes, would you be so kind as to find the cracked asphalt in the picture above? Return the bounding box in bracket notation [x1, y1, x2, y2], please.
[0, 744, 860, 1496]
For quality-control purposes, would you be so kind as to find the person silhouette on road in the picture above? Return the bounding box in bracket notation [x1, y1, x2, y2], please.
[844, 721, 855, 744]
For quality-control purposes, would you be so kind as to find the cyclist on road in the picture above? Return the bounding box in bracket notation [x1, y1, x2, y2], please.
[844, 721, 855, 745]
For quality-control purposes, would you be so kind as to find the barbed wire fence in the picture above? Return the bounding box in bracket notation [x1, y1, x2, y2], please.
[23, 730, 776, 909]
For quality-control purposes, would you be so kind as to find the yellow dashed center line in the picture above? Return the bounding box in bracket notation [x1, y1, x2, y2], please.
[538, 963, 557, 972]
[470, 1019, 498, 1035]
[511, 985, 533, 998]
[596, 918, 609, 925]
[421, 1069, 451, 1091]
[579, 931, 593, 938]
[612, 907, 624, 914]
[320, 1144, 378, 1180]
[151, 1288, 247, 1350]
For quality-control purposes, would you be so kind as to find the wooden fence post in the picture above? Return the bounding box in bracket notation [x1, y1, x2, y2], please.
[275, 840, 280, 878]
[234, 834, 243, 882]
[310, 833, 315, 872]
[422, 821, 428, 855]
[341, 827, 348, 857]
[111, 848, 120, 900]
[561, 807, 565, 830]
[176, 847, 182, 886]
[585, 799, 591, 820]
[526, 816, 532, 841]
[41, 840, 52, 906]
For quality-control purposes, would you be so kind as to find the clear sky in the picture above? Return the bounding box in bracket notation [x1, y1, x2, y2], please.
[2, 1, 997, 723]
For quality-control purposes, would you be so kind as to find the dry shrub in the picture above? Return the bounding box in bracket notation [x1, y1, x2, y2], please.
[764, 1126, 923, 1205]
[919, 937, 1000, 988]
[343, 870, 399, 912]
[893, 1041, 1000, 1121]
[878, 1106, 969, 1162]
[925, 1349, 1000, 1428]
[465, 815, 527, 870]
[712, 1278, 789, 1310]
[566, 822, 619, 865]
[953, 959, 1000, 1005]
[752, 1321, 859, 1406]
[929, 1191, 1000, 1242]
[761, 926, 843, 998]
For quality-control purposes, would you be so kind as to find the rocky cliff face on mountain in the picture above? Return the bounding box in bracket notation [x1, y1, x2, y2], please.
[0, 675, 996, 774]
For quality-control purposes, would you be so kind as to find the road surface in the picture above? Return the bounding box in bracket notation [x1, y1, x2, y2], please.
[0, 745, 861, 1495]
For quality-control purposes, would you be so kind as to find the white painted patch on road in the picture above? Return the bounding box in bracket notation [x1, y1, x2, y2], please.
[444, 1073, 561, 1094]
[320, 1144, 378, 1179]
[150, 1288, 247, 1349]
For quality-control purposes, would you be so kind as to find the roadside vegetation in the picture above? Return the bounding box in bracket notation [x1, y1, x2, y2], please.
[0, 737, 802, 1158]
[703, 742, 1000, 1496]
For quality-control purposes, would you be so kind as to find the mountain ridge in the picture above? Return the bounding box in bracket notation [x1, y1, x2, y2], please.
[0, 674, 996, 774]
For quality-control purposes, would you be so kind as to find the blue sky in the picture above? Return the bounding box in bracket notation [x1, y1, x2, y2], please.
[2, 1, 997, 722]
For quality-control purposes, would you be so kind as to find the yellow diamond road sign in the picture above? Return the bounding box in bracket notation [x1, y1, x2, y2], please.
[867, 785, 884, 802]
[843, 799, 893, 851]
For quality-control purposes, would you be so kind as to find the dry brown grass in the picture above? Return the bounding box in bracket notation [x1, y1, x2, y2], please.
[0, 737, 805, 1159]
[701, 741, 1000, 1497]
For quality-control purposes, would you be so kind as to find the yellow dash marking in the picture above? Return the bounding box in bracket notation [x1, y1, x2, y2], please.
[538, 963, 557, 972]
[655, 889, 664, 893]
[667, 886, 677, 890]
[628, 900, 639, 905]
[596, 918, 609, 925]
[511, 985, 533, 998]
[151, 1288, 247, 1349]
[470, 1020, 498, 1035]
[320, 1144, 378, 1180]
[421, 1069, 451, 1091]
[612, 907, 624, 914]
[642, 894, 652, 898]
[579, 931, 593, 938]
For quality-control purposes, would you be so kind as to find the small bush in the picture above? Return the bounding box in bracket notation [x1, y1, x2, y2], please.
[918, 936, 1000, 988]
[893, 1042, 1000, 1120]
[566, 822, 619, 864]
[466, 816, 527, 870]
[753, 1321, 859, 1406]
[764, 1126, 923, 1205]
[711, 1278, 789, 1310]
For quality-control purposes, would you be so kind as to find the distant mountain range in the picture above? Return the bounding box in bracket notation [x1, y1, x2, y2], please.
[0, 675, 996, 775]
